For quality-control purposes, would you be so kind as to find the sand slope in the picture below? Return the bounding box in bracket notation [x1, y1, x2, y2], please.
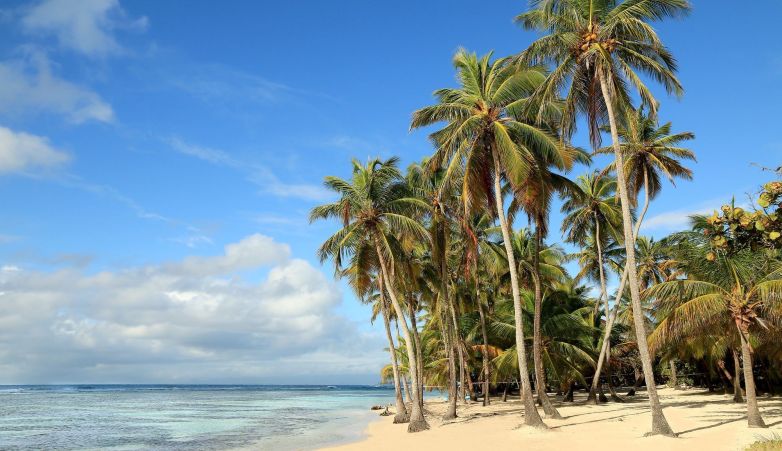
[323, 387, 782, 451]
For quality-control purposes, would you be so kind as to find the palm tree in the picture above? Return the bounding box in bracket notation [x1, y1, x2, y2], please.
[338, 243, 411, 424]
[488, 227, 570, 415]
[647, 234, 782, 428]
[509, 144, 586, 418]
[562, 172, 622, 313]
[406, 161, 461, 419]
[411, 49, 571, 428]
[311, 157, 431, 432]
[518, 0, 691, 436]
[371, 280, 411, 423]
[597, 107, 696, 228]
[635, 236, 676, 290]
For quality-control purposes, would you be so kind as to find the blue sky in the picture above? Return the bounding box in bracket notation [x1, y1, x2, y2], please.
[0, 0, 780, 384]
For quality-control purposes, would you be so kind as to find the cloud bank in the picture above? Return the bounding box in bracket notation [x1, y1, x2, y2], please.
[0, 234, 384, 384]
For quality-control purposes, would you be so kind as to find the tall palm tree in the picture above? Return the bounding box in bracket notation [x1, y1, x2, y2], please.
[406, 161, 461, 419]
[647, 233, 782, 428]
[518, 0, 691, 436]
[311, 157, 431, 432]
[509, 145, 586, 418]
[411, 49, 571, 428]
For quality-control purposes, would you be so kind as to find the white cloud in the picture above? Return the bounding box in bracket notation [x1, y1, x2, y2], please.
[0, 51, 114, 123]
[21, 0, 147, 57]
[169, 137, 332, 201]
[0, 125, 69, 174]
[641, 197, 750, 234]
[0, 234, 385, 383]
[641, 207, 710, 232]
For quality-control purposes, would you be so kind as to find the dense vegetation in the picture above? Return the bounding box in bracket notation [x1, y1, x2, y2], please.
[311, 0, 781, 435]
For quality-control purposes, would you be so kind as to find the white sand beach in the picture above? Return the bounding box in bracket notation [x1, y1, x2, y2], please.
[323, 387, 782, 451]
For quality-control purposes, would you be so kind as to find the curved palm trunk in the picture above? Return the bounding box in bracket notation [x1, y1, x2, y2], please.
[599, 71, 674, 437]
[669, 361, 678, 389]
[532, 224, 561, 418]
[374, 240, 429, 432]
[491, 147, 546, 429]
[380, 292, 409, 423]
[731, 349, 745, 403]
[477, 299, 491, 407]
[737, 328, 766, 427]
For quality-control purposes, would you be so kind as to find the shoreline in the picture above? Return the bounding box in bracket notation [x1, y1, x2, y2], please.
[320, 387, 782, 451]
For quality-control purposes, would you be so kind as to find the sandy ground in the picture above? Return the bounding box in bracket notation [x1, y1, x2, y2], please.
[322, 387, 782, 451]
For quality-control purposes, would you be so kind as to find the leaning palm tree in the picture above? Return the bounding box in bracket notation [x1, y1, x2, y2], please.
[647, 233, 782, 428]
[518, 0, 691, 436]
[311, 157, 431, 432]
[339, 245, 411, 424]
[411, 49, 571, 428]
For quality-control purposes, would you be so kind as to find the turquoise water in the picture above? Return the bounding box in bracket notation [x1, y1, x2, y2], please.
[0, 385, 400, 450]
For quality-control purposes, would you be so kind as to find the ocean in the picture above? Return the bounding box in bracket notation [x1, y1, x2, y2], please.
[0, 385, 404, 450]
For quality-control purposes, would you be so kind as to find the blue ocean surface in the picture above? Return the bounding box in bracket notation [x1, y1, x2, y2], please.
[0, 385, 407, 450]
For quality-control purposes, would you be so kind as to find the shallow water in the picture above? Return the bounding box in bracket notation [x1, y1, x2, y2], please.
[0, 385, 400, 450]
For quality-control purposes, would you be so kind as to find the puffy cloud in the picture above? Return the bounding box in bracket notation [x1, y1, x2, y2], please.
[0, 125, 69, 174]
[0, 234, 385, 383]
[0, 51, 114, 123]
[21, 0, 147, 57]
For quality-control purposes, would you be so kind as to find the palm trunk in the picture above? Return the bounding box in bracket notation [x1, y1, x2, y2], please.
[737, 327, 766, 427]
[440, 304, 458, 420]
[394, 319, 413, 404]
[590, 169, 651, 403]
[588, 216, 610, 403]
[447, 298, 468, 404]
[731, 349, 745, 403]
[478, 298, 491, 407]
[532, 223, 561, 418]
[669, 360, 678, 389]
[440, 244, 458, 419]
[374, 239, 429, 432]
[380, 290, 409, 424]
[408, 299, 425, 411]
[598, 71, 674, 436]
[491, 146, 546, 428]
[502, 382, 510, 402]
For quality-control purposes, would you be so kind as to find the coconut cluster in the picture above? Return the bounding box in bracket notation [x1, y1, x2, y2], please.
[572, 26, 619, 59]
